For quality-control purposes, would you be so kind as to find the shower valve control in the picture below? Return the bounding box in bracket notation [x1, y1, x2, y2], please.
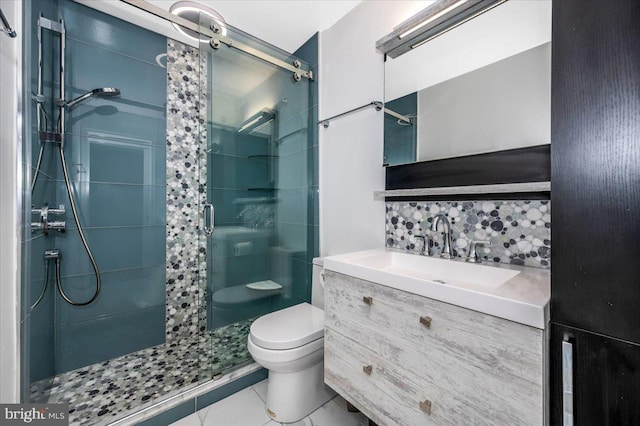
[44, 249, 61, 260]
[32, 204, 66, 235]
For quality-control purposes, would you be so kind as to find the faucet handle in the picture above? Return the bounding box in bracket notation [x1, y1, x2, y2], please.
[466, 240, 492, 263]
[414, 235, 432, 256]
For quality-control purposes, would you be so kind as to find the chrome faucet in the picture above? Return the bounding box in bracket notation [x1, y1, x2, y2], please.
[431, 214, 453, 259]
[466, 240, 491, 263]
[414, 235, 431, 256]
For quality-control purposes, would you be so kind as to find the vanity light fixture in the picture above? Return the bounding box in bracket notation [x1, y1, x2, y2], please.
[398, 0, 470, 40]
[377, 0, 508, 59]
[237, 108, 276, 134]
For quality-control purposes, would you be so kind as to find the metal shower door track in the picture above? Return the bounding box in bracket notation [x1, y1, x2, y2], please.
[119, 0, 313, 80]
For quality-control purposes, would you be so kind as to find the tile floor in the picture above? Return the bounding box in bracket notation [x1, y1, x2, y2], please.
[30, 319, 255, 425]
[170, 379, 370, 426]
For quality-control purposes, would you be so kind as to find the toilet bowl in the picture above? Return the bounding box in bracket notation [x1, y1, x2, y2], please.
[247, 258, 335, 423]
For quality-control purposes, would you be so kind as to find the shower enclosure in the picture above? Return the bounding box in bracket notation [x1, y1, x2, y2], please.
[20, 1, 317, 423]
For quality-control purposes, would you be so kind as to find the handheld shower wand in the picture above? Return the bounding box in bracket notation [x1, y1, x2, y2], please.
[53, 86, 120, 306]
[62, 87, 121, 109]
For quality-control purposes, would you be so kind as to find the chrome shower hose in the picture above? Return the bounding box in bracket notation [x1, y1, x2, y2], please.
[58, 144, 101, 306]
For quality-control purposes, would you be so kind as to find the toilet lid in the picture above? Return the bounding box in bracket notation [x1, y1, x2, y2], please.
[250, 303, 324, 350]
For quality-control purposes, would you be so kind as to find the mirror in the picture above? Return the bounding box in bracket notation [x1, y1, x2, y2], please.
[383, 0, 552, 166]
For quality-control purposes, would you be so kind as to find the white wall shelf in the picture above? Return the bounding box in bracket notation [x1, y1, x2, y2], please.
[375, 181, 551, 199]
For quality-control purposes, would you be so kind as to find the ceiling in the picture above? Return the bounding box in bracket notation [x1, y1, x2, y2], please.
[147, 0, 362, 53]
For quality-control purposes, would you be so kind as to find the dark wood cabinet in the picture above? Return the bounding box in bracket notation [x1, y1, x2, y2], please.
[551, 0, 640, 424]
[550, 324, 640, 426]
[551, 1, 640, 341]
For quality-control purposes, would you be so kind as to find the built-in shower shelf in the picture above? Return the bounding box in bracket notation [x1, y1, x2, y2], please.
[247, 187, 278, 192]
[275, 128, 307, 145]
[247, 155, 279, 160]
[233, 197, 278, 204]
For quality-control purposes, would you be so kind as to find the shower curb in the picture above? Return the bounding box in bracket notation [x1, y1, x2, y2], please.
[108, 363, 263, 426]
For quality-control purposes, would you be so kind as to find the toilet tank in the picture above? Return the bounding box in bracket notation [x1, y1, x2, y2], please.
[311, 257, 324, 310]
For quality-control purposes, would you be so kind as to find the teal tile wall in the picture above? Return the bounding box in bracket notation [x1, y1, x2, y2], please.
[54, 265, 166, 326]
[26, 0, 168, 376]
[64, 38, 167, 108]
[207, 130, 274, 228]
[292, 33, 319, 289]
[58, 0, 166, 65]
[63, 104, 166, 145]
[209, 126, 270, 157]
[55, 305, 165, 373]
[54, 227, 165, 277]
[210, 154, 269, 190]
[206, 33, 317, 328]
[29, 323, 55, 385]
[384, 92, 417, 166]
[53, 182, 166, 228]
[28, 247, 56, 382]
[137, 401, 194, 426]
[58, 142, 166, 185]
[206, 128, 275, 329]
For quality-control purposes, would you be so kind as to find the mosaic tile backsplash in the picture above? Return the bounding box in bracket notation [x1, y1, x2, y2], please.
[386, 200, 551, 268]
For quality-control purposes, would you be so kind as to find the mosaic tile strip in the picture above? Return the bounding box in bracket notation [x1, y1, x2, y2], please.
[386, 200, 551, 268]
[166, 39, 208, 343]
[31, 319, 255, 426]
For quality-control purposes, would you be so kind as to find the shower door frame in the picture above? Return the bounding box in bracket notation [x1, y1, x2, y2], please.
[119, 0, 314, 81]
[195, 6, 316, 379]
[1, 0, 24, 404]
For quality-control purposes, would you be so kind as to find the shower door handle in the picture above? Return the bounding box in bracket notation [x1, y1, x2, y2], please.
[203, 203, 214, 236]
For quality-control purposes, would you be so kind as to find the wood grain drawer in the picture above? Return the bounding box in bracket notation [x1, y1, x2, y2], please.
[324, 270, 543, 425]
[326, 328, 472, 426]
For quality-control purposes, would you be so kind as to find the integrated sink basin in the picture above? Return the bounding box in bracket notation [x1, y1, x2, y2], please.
[335, 249, 520, 291]
[323, 248, 551, 329]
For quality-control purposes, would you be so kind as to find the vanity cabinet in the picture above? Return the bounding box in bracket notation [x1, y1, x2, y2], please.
[323, 270, 544, 426]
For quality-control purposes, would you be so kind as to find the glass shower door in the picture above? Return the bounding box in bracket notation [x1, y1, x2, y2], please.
[197, 16, 314, 378]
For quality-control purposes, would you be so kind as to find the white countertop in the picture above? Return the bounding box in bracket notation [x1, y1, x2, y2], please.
[323, 248, 550, 329]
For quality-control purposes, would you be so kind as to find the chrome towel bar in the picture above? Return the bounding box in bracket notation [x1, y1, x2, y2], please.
[0, 8, 17, 38]
[319, 101, 383, 128]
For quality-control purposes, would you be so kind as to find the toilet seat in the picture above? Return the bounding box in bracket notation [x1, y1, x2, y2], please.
[247, 333, 324, 366]
[249, 303, 324, 350]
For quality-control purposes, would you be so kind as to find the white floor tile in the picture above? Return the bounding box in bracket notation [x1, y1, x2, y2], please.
[282, 417, 312, 426]
[309, 397, 369, 426]
[332, 395, 349, 408]
[200, 386, 270, 426]
[252, 379, 268, 403]
[196, 405, 209, 424]
[170, 411, 202, 426]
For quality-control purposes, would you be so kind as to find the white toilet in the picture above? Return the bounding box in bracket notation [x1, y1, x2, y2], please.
[247, 258, 336, 423]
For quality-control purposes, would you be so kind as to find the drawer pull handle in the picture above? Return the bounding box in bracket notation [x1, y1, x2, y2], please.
[362, 365, 373, 375]
[362, 296, 373, 305]
[420, 316, 432, 328]
[420, 399, 432, 415]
